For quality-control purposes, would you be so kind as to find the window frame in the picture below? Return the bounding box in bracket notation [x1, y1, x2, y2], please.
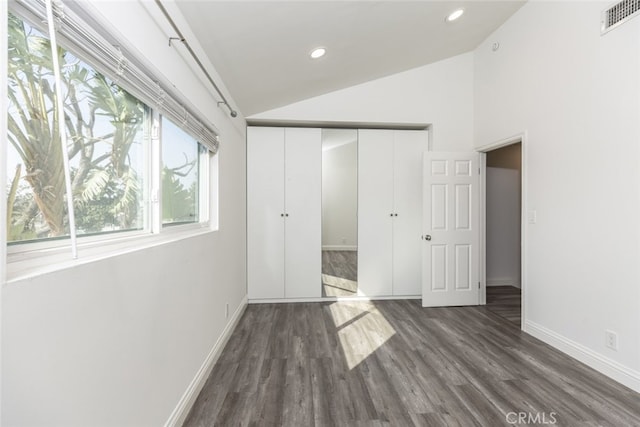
[4, 6, 217, 277]
[158, 115, 209, 229]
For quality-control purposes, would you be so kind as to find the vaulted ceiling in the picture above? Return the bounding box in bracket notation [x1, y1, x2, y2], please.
[176, 1, 526, 116]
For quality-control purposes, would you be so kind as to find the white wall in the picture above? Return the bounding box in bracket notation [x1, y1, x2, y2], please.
[322, 141, 358, 249]
[486, 167, 521, 287]
[2, 2, 247, 426]
[475, 1, 640, 390]
[251, 53, 475, 152]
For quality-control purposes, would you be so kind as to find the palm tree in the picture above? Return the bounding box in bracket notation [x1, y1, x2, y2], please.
[7, 13, 144, 240]
[7, 13, 67, 236]
[80, 73, 145, 229]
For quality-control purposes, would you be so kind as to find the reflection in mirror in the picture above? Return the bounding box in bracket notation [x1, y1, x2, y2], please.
[321, 129, 358, 296]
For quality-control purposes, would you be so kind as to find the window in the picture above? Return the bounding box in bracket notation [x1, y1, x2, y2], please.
[7, 14, 148, 243]
[161, 119, 203, 226]
[5, 6, 218, 260]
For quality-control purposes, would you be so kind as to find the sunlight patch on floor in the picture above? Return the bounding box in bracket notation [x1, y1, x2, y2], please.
[322, 274, 357, 293]
[329, 301, 396, 370]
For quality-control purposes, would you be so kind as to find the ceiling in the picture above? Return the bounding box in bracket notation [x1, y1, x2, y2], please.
[176, 1, 526, 117]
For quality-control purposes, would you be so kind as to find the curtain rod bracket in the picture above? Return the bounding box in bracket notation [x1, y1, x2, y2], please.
[168, 37, 185, 47]
[155, 0, 238, 119]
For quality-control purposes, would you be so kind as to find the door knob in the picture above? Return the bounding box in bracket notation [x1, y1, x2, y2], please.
[424, 235, 432, 241]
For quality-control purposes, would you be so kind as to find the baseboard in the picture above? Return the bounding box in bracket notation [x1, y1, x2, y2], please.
[487, 277, 520, 287]
[164, 296, 248, 427]
[322, 245, 357, 251]
[524, 320, 640, 393]
[249, 295, 421, 304]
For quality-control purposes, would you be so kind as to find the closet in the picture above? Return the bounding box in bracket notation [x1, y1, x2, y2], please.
[247, 127, 321, 299]
[358, 129, 428, 296]
[247, 126, 428, 300]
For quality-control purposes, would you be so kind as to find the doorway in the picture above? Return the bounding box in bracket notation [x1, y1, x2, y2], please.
[484, 142, 522, 326]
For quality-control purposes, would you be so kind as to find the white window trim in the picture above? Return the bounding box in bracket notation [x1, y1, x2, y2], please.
[6, 225, 215, 283]
[198, 148, 212, 224]
[1, 0, 8, 285]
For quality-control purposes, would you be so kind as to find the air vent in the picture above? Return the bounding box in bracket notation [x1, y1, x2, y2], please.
[602, 0, 640, 34]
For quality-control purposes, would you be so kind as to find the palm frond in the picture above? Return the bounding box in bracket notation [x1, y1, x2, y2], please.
[7, 164, 23, 230]
[113, 170, 140, 214]
[78, 168, 110, 205]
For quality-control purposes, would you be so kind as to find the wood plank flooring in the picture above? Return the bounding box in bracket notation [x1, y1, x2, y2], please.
[486, 286, 521, 326]
[184, 300, 640, 426]
[322, 250, 357, 297]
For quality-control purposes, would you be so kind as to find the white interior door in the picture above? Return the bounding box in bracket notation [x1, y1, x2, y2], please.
[284, 128, 322, 298]
[358, 129, 394, 296]
[392, 130, 429, 295]
[247, 127, 285, 299]
[422, 152, 480, 307]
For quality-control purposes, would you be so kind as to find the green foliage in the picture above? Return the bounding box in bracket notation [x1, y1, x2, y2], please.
[6, 13, 145, 242]
[162, 166, 197, 224]
[6, 164, 21, 232]
[72, 166, 141, 233]
[7, 13, 67, 236]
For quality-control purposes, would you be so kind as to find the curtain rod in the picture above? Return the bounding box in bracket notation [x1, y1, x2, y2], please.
[153, 0, 238, 118]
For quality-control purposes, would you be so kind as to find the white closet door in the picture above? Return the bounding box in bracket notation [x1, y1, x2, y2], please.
[247, 127, 285, 299]
[284, 128, 322, 298]
[392, 130, 429, 295]
[358, 129, 394, 296]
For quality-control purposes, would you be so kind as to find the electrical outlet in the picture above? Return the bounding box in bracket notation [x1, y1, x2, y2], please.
[605, 330, 618, 351]
[225, 303, 229, 319]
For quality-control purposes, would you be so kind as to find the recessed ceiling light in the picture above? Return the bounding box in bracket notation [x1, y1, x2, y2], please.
[446, 8, 464, 22]
[310, 47, 326, 59]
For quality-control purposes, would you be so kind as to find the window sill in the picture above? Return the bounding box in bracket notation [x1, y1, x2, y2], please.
[6, 224, 215, 284]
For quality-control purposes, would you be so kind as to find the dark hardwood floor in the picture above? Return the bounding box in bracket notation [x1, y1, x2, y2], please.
[184, 299, 640, 426]
[486, 285, 521, 326]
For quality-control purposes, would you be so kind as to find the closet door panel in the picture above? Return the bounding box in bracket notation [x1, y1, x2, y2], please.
[392, 130, 429, 295]
[247, 127, 286, 299]
[358, 129, 394, 296]
[284, 128, 322, 298]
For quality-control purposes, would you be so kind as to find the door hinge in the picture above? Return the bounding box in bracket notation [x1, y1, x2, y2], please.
[478, 282, 481, 289]
[478, 167, 481, 175]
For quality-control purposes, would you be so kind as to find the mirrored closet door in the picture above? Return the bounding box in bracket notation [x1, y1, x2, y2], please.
[321, 129, 358, 296]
